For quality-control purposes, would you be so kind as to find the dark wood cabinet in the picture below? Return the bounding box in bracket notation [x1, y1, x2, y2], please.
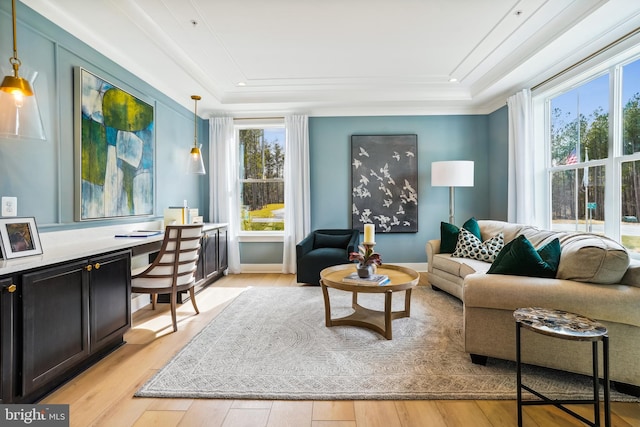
[89, 251, 131, 353]
[218, 226, 228, 273]
[201, 228, 219, 282]
[0, 276, 17, 404]
[19, 250, 130, 401]
[22, 259, 89, 398]
[189, 226, 227, 298]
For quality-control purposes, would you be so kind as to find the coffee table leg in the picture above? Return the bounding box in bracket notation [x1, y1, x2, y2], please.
[320, 280, 332, 327]
[404, 289, 412, 317]
[384, 290, 393, 339]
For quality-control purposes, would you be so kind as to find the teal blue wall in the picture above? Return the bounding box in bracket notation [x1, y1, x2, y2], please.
[306, 115, 495, 264]
[488, 106, 509, 220]
[0, 2, 208, 231]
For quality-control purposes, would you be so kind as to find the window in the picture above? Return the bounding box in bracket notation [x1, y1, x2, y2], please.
[541, 55, 640, 257]
[549, 74, 608, 233]
[236, 124, 286, 233]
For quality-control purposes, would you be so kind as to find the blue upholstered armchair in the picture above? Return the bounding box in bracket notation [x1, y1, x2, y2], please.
[296, 229, 360, 285]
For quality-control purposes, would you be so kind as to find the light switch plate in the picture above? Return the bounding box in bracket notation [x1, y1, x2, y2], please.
[2, 197, 17, 217]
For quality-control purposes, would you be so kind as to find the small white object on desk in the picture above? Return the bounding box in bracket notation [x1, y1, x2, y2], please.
[363, 224, 375, 244]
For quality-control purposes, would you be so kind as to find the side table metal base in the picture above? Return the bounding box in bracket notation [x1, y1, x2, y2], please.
[515, 309, 610, 427]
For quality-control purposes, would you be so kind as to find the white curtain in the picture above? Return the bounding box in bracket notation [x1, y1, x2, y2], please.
[209, 117, 241, 274]
[507, 89, 535, 225]
[282, 115, 311, 274]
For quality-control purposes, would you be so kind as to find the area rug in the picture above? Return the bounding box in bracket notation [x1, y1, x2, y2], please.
[135, 286, 638, 401]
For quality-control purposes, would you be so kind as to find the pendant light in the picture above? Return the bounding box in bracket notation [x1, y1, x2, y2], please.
[186, 95, 206, 174]
[0, 0, 46, 140]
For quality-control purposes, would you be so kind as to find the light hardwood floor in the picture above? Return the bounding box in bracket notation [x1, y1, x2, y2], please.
[41, 273, 640, 427]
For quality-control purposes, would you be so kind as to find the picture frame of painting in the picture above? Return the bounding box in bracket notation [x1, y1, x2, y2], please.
[0, 217, 43, 260]
[74, 67, 155, 221]
[351, 134, 418, 233]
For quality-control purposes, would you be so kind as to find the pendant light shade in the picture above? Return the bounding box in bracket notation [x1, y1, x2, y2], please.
[0, 0, 46, 140]
[186, 95, 206, 175]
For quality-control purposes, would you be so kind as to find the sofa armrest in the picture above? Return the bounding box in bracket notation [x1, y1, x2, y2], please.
[296, 233, 315, 259]
[426, 239, 441, 273]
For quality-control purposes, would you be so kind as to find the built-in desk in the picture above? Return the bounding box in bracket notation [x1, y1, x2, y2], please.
[0, 221, 227, 404]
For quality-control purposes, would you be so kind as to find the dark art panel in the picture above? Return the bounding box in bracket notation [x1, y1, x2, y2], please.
[351, 135, 418, 233]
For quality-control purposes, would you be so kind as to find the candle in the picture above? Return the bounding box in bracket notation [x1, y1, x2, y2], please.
[364, 224, 375, 243]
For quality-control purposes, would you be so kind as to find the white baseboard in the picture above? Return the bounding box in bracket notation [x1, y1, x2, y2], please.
[239, 262, 427, 274]
[240, 264, 284, 273]
[131, 293, 149, 313]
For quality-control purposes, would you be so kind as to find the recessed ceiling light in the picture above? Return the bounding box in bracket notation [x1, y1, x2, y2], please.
[449, 77, 458, 83]
[237, 82, 246, 86]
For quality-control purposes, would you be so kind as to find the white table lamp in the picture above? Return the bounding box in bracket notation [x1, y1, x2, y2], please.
[431, 160, 474, 224]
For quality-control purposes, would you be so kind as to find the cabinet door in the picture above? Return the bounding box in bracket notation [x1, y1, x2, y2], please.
[22, 260, 89, 397]
[89, 250, 131, 353]
[0, 277, 17, 403]
[202, 229, 219, 280]
[218, 227, 228, 272]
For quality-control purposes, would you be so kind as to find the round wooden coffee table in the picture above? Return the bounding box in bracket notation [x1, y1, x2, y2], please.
[319, 264, 419, 339]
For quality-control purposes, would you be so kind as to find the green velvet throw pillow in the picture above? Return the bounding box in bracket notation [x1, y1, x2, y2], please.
[487, 235, 561, 278]
[440, 217, 481, 253]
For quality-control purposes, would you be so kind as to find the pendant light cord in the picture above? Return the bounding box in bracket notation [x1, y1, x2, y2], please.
[9, 0, 21, 73]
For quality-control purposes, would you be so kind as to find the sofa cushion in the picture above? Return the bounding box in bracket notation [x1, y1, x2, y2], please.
[452, 228, 504, 262]
[487, 235, 560, 278]
[556, 233, 629, 284]
[621, 259, 640, 288]
[440, 217, 481, 253]
[314, 233, 352, 249]
[459, 259, 492, 277]
[478, 220, 531, 245]
[431, 253, 464, 276]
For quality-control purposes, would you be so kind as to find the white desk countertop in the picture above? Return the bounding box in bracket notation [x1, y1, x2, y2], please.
[0, 222, 227, 275]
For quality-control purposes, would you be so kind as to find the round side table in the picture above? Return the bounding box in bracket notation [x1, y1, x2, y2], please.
[513, 307, 610, 427]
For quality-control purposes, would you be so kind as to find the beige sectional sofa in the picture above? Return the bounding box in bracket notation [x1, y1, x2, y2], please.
[426, 220, 640, 393]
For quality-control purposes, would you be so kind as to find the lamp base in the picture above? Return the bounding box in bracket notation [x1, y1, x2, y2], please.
[448, 186, 455, 225]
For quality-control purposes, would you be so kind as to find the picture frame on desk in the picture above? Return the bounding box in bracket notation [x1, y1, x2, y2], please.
[0, 217, 43, 259]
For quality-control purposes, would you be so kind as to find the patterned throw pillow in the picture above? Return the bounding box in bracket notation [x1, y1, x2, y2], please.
[452, 228, 504, 262]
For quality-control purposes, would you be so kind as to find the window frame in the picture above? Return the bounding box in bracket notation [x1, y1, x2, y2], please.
[234, 118, 286, 243]
[533, 43, 640, 259]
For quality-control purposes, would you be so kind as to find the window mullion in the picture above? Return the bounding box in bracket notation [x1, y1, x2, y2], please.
[607, 65, 623, 239]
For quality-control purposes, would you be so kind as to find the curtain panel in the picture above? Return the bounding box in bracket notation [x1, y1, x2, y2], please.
[209, 116, 241, 274]
[507, 89, 535, 225]
[282, 115, 311, 274]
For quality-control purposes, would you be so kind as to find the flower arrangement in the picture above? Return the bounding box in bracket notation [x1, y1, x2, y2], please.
[349, 244, 382, 267]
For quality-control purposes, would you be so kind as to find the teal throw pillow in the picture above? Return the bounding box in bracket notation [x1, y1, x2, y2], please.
[452, 228, 504, 262]
[487, 235, 561, 278]
[440, 217, 481, 253]
[440, 222, 460, 253]
[462, 217, 481, 241]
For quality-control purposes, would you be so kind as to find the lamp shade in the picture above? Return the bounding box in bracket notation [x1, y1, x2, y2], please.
[431, 161, 474, 187]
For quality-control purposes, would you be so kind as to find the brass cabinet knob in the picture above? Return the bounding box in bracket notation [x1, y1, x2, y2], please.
[94, 263, 101, 270]
[6, 284, 16, 293]
[85, 265, 92, 271]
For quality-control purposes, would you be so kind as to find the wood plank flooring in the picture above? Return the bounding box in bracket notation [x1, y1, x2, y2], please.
[41, 273, 640, 427]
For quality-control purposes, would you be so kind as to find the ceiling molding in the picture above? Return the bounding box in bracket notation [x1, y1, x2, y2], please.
[20, 0, 640, 117]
